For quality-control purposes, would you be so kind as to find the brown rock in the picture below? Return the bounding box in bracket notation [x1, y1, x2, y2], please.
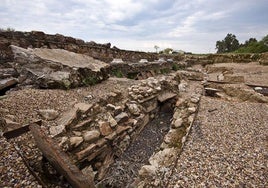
[99, 121, 113, 136]
[116, 126, 132, 135]
[76, 144, 97, 160]
[73, 119, 92, 129]
[0, 77, 17, 91]
[74, 103, 93, 114]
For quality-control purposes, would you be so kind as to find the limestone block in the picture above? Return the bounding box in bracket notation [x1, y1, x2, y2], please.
[188, 107, 196, 114]
[157, 92, 177, 102]
[173, 118, 183, 128]
[83, 130, 100, 142]
[70, 136, 83, 148]
[126, 103, 141, 115]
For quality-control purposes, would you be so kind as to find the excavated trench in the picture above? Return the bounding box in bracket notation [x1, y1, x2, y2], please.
[97, 100, 174, 187]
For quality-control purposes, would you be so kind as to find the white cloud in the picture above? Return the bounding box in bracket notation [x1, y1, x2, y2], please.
[1, 0, 267, 53]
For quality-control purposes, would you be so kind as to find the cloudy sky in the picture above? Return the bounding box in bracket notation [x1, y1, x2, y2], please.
[1, 0, 268, 53]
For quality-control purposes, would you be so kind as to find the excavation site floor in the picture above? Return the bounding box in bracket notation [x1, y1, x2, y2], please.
[165, 97, 268, 187]
[99, 112, 172, 187]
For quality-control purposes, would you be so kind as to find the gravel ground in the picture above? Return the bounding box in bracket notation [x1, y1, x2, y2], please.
[167, 97, 268, 187]
[0, 77, 136, 187]
[0, 135, 41, 188]
[100, 112, 172, 187]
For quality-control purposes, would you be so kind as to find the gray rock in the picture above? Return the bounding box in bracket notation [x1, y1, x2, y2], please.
[57, 107, 79, 129]
[10, 45, 109, 89]
[107, 113, 117, 128]
[49, 124, 66, 137]
[126, 103, 140, 115]
[115, 112, 129, 123]
[139, 165, 157, 178]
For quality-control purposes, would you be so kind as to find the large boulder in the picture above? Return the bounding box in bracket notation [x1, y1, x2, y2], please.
[11, 45, 109, 89]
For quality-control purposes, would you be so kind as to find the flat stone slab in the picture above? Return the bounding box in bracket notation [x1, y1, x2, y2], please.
[0, 78, 17, 91]
[157, 92, 177, 102]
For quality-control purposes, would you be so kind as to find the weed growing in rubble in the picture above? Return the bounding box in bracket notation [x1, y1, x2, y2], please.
[160, 68, 170, 74]
[112, 69, 124, 78]
[82, 76, 98, 85]
[172, 63, 179, 71]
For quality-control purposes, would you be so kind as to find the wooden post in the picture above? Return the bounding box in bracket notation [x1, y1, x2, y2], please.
[29, 123, 95, 188]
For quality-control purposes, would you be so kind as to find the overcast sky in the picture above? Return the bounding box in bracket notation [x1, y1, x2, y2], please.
[1, 0, 268, 53]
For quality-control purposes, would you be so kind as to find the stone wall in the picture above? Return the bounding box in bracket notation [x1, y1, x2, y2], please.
[0, 31, 157, 64]
[48, 72, 186, 181]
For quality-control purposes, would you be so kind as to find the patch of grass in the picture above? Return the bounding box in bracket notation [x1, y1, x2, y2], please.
[127, 72, 138, 79]
[82, 76, 99, 86]
[172, 63, 179, 71]
[112, 69, 124, 78]
[160, 68, 171, 74]
[62, 79, 71, 89]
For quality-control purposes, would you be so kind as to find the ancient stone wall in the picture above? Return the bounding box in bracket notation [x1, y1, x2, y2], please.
[49, 73, 184, 181]
[0, 31, 157, 64]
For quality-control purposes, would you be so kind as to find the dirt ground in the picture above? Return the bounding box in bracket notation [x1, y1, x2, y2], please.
[206, 62, 268, 85]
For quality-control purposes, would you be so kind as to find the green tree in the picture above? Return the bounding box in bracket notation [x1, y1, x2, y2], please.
[216, 33, 240, 53]
[234, 34, 268, 53]
[262, 35, 268, 46]
[243, 38, 257, 47]
[163, 48, 173, 54]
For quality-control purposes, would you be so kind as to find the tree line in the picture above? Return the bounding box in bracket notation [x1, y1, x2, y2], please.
[216, 33, 268, 53]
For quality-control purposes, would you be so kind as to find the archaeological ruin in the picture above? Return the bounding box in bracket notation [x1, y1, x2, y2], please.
[0, 31, 267, 187]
